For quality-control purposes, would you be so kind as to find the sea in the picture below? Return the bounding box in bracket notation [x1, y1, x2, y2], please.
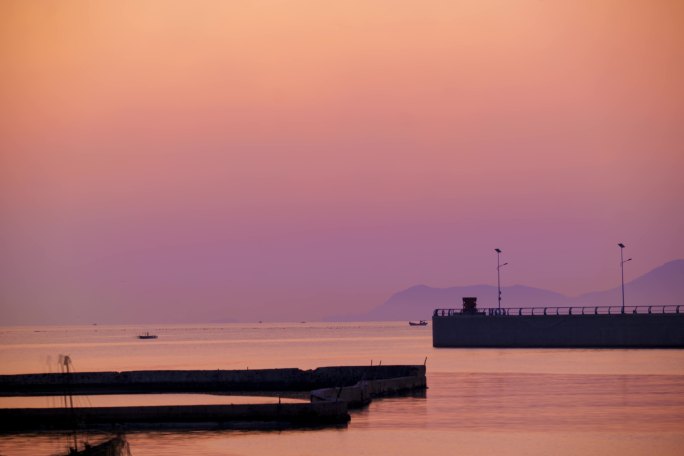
[1, 322, 683, 455]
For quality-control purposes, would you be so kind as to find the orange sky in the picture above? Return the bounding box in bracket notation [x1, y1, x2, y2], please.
[1, 1, 683, 324]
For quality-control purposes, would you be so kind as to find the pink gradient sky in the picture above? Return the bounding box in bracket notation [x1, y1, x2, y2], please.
[1, 1, 683, 324]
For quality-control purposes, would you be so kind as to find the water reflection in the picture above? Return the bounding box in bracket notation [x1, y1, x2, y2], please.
[1, 323, 683, 455]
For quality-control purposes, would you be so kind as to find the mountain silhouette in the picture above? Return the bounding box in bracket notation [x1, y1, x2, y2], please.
[573, 259, 684, 308]
[331, 259, 684, 321]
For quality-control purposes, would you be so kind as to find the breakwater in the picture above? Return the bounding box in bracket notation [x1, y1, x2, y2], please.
[0, 365, 426, 431]
[0, 365, 425, 396]
[0, 402, 350, 431]
[311, 375, 427, 408]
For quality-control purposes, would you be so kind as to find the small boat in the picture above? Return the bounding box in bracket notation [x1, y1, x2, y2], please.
[409, 320, 428, 326]
[57, 356, 131, 456]
[66, 434, 130, 456]
[137, 332, 158, 339]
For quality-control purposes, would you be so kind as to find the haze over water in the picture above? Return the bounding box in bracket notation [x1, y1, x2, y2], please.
[1, 322, 683, 455]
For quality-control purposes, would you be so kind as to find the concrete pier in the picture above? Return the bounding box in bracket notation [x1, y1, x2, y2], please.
[311, 375, 428, 408]
[0, 365, 425, 396]
[0, 365, 426, 431]
[0, 402, 350, 431]
[433, 312, 684, 348]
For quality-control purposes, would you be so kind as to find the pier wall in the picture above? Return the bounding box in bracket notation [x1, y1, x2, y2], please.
[311, 375, 427, 408]
[432, 313, 684, 348]
[0, 365, 426, 396]
[0, 365, 426, 431]
[0, 402, 350, 431]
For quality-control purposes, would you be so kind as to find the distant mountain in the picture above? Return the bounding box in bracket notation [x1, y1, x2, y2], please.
[349, 284, 567, 321]
[573, 259, 684, 308]
[331, 259, 684, 321]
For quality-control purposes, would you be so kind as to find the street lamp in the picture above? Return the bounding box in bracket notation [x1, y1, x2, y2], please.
[495, 249, 508, 310]
[618, 243, 632, 313]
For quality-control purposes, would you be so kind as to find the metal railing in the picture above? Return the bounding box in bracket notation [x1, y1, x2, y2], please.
[433, 305, 682, 317]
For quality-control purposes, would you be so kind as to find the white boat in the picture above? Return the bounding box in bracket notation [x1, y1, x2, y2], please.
[409, 320, 428, 326]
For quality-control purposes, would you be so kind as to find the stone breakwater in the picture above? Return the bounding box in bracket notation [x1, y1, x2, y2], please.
[311, 375, 427, 408]
[0, 365, 426, 431]
[0, 402, 351, 431]
[0, 365, 425, 395]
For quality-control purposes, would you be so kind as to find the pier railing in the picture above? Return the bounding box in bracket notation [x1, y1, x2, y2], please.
[433, 305, 682, 317]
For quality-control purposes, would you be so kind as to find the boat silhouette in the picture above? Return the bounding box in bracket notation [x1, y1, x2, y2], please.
[57, 355, 131, 456]
[409, 320, 428, 326]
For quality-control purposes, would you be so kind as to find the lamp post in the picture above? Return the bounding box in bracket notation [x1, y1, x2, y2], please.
[495, 249, 508, 311]
[618, 243, 632, 313]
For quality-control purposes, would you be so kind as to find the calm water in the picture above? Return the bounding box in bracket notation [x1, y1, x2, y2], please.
[1, 322, 683, 455]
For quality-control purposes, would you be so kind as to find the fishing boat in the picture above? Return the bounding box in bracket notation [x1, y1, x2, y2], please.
[57, 356, 131, 456]
[409, 320, 428, 326]
[64, 434, 130, 456]
[137, 332, 157, 339]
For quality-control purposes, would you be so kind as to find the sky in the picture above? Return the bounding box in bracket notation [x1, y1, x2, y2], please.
[1, 0, 683, 324]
